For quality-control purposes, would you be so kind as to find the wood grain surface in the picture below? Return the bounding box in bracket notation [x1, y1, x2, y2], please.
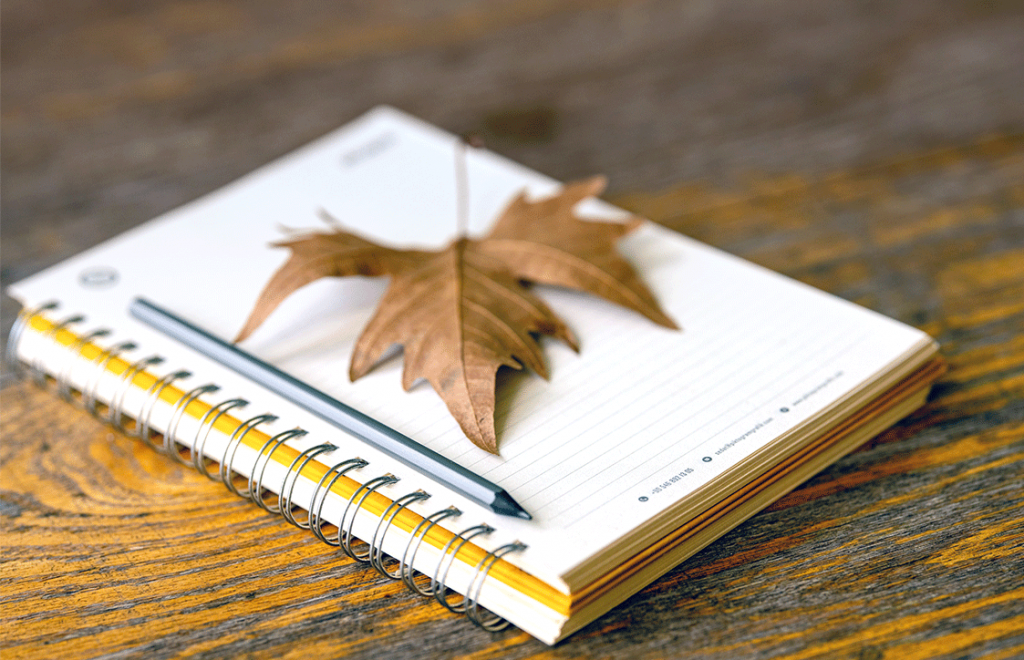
[2, 1, 1022, 658]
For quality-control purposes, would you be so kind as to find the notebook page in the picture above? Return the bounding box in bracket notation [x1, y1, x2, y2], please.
[270, 223, 929, 585]
[9, 107, 931, 588]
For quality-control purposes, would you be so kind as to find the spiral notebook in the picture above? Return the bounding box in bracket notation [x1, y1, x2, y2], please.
[6, 107, 942, 644]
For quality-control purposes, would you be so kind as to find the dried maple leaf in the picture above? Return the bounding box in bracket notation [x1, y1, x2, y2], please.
[236, 176, 677, 453]
[477, 176, 677, 328]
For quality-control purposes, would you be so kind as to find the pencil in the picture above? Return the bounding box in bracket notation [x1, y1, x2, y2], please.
[129, 297, 531, 520]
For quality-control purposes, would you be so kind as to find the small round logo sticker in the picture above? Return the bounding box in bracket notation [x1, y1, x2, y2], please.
[79, 267, 119, 289]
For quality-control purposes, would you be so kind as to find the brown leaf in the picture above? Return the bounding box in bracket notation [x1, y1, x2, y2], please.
[237, 179, 676, 453]
[234, 218, 429, 343]
[350, 239, 576, 453]
[480, 176, 678, 329]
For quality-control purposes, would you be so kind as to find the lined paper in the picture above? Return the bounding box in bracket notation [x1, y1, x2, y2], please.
[273, 220, 924, 582]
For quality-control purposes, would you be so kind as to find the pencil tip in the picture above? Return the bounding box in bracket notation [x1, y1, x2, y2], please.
[491, 491, 532, 520]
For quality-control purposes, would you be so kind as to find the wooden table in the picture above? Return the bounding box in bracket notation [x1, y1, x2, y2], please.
[2, 2, 1022, 658]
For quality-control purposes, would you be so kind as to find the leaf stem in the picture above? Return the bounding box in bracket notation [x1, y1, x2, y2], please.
[455, 138, 469, 238]
[455, 134, 483, 239]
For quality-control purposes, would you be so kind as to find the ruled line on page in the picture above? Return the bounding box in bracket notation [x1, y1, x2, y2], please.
[494, 303, 837, 511]
[534, 326, 847, 519]
[493, 289, 828, 502]
[480, 310, 744, 486]
[559, 330, 871, 526]
[549, 326, 861, 518]
[514, 323, 788, 504]
[459, 275, 768, 478]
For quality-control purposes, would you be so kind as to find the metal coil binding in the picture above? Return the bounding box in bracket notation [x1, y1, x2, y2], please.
[465, 541, 528, 631]
[137, 369, 192, 446]
[110, 355, 164, 434]
[220, 413, 278, 497]
[57, 329, 111, 403]
[192, 398, 249, 478]
[6, 301, 59, 372]
[276, 442, 334, 525]
[399, 506, 463, 596]
[249, 430, 306, 510]
[338, 474, 400, 561]
[432, 524, 495, 614]
[32, 314, 84, 386]
[368, 490, 431, 578]
[9, 304, 524, 632]
[248, 429, 311, 513]
[163, 384, 220, 463]
[83, 341, 138, 419]
[308, 457, 369, 545]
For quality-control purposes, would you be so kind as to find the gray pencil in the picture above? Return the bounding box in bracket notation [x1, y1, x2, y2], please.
[129, 297, 531, 519]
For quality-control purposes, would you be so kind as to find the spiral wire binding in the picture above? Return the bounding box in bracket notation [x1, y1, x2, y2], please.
[465, 541, 528, 630]
[83, 341, 138, 419]
[110, 355, 165, 434]
[138, 369, 192, 446]
[220, 413, 278, 497]
[164, 384, 220, 463]
[432, 524, 495, 614]
[368, 489, 432, 578]
[399, 506, 464, 596]
[338, 474, 400, 561]
[32, 313, 84, 386]
[249, 429, 311, 513]
[309, 457, 369, 545]
[192, 398, 249, 478]
[276, 442, 334, 525]
[6, 301, 59, 372]
[8, 304, 527, 631]
[58, 329, 111, 402]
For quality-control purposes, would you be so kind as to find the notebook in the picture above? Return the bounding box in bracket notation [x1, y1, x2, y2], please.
[6, 106, 942, 644]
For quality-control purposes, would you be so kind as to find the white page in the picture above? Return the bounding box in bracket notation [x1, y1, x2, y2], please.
[9, 106, 931, 587]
